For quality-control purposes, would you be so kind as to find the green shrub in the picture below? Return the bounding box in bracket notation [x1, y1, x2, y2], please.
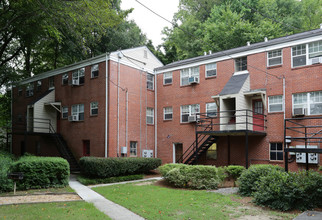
[77, 174, 144, 185]
[319, 166, 322, 171]
[158, 163, 188, 176]
[10, 156, 70, 190]
[164, 165, 226, 190]
[238, 164, 284, 196]
[79, 157, 161, 178]
[226, 165, 245, 180]
[0, 152, 14, 193]
[253, 170, 322, 211]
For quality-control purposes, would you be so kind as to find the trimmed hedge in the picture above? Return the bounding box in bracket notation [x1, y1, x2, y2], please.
[0, 151, 14, 192]
[160, 164, 226, 190]
[77, 174, 144, 185]
[226, 165, 245, 180]
[10, 156, 70, 190]
[158, 163, 187, 176]
[79, 157, 161, 178]
[238, 164, 284, 196]
[253, 170, 322, 211]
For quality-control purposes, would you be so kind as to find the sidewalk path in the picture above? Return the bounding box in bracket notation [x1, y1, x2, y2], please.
[69, 175, 144, 220]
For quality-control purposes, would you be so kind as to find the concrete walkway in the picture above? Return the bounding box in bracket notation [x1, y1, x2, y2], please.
[69, 175, 144, 220]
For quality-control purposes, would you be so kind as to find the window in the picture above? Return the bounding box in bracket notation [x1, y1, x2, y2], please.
[207, 143, 217, 160]
[163, 72, 172, 85]
[36, 80, 42, 92]
[205, 63, 217, 78]
[62, 73, 68, 85]
[62, 107, 68, 119]
[49, 77, 55, 89]
[72, 68, 85, 85]
[130, 141, 137, 156]
[181, 104, 200, 123]
[180, 66, 199, 86]
[206, 102, 217, 117]
[147, 74, 154, 90]
[235, 57, 247, 72]
[268, 95, 283, 112]
[18, 87, 22, 96]
[146, 107, 154, 124]
[91, 64, 99, 78]
[163, 107, 173, 120]
[71, 104, 84, 121]
[292, 44, 306, 67]
[90, 102, 98, 116]
[26, 83, 34, 97]
[267, 49, 282, 67]
[309, 40, 322, 59]
[293, 91, 322, 115]
[270, 143, 283, 161]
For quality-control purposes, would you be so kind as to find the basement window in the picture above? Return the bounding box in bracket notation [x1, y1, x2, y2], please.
[270, 142, 283, 161]
[130, 141, 137, 156]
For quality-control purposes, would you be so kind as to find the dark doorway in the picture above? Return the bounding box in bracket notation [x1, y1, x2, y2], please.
[83, 140, 90, 156]
[174, 143, 183, 163]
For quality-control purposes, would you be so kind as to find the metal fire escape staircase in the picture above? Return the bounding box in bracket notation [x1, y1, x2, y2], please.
[177, 122, 217, 165]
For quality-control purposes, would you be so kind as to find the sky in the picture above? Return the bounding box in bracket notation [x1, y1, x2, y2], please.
[121, 0, 180, 47]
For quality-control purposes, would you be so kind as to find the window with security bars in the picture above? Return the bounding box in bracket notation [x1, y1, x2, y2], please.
[147, 74, 154, 90]
[91, 64, 99, 78]
[267, 49, 282, 67]
[146, 107, 154, 124]
[205, 63, 217, 77]
[130, 141, 137, 156]
[180, 104, 200, 123]
[62, 107, 68, 119]
[270, 143, 283, 161]
[292, 44, 306, 67]
[268, 95, 283, 112]
[90, 102, 98, 116]
[235, 57, 247, 72]
[163, 107, 173, 120]
[163, 72, 172, 85]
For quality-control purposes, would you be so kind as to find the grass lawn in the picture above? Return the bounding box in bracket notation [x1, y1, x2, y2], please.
[0, 186, 75, 196]
[0, 201, 110, 220]
[93, 181, 298, 220]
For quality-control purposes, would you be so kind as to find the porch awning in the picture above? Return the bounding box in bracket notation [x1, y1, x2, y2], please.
[244, 89, 266, 109]
[219, 73, 249, 96]
[44, 102, 61, 112]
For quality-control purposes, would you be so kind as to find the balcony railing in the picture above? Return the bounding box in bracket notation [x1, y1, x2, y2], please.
[12, 117, 55, 134]
[196, 109, 267, 133]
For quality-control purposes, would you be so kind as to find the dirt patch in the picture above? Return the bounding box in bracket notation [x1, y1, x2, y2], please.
[0, 194, 82, 205]
[143, 170, 161, 179]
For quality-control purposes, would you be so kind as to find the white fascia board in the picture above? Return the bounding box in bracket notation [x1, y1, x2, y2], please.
[155, 35, 322, 74]
[20, 54, 107, 85]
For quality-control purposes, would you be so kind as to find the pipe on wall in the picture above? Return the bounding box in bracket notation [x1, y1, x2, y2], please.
[105, 53, 109, 158]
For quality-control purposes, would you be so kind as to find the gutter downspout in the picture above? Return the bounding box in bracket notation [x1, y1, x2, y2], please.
[283, 76, 286, 120]
[126, 89, 128, 154]
[117, 54, 121, 157]
[154, 72, 157, 158]
[105, 53, 109, 158]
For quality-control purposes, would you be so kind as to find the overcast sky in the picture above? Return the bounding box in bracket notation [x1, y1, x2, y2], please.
[121, 0, 179, 47]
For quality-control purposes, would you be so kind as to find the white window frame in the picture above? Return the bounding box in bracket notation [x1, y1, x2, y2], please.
[180, 66, 199, 86]
[206, 102, 217, 117]
[163, 72, 173, 85]
[292, 44, 307, 68]
[269, 142, 283, 161]
[91, 64, 99, 78]
[62, 106, 68, 119]
[26, 83, 34, 97]
[205, 63, 217, 78]
[71, 104, 84, 121]
[146, 107, 154, 124]
[267, 49, 282, 67]
[72, 68, 85, 85]
[130, 141, 137, 156]
[62, 73, 68, 85]
[180, 104, 200, 123]
[292, 91, 322, 116]
[90, 102, 98, 116]
[163, 107, 173, 120]
[268, 95, 283, 113]
[147, 74, 154, 90]
[309, 40, 322, 59]
[235, 57, 247, 72]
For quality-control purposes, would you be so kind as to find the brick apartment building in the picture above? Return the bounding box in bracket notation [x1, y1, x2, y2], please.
[11, 29, 322, 171]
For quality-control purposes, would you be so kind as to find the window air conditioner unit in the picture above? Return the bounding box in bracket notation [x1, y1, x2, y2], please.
[309, 57, 322, 65]
[295, 145, 319, 164]
[121, 147, 127, 154]
[71, 79, 79, 86]
[188, 114, 200, 123]
[293, 108, 305, 116]
[188, 76, 199, 84]
[142, 150, 153, 158]
[68, 115, 79, 122]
